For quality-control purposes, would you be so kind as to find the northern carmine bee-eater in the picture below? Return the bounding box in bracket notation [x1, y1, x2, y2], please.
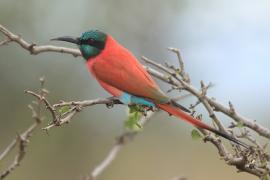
[52, 30, 248, 148]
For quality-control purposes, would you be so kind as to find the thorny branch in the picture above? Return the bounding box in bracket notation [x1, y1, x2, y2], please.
[25, 84, 156, 180]
[142, 48, 270, 178]
[1, 23, 270, 179]
[0, 24, 81, 56]
[24, 91, 122, 131]
[85, 111, 156, 180]
[0, 78, 45, 180]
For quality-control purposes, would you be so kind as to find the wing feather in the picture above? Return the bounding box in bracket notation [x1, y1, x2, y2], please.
[89, 36, 169, 103]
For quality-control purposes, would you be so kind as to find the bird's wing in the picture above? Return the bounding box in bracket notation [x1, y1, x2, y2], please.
[90, 41, 169, 103]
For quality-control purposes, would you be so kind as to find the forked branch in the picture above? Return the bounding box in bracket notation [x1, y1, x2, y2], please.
[1, 23, 270, 179]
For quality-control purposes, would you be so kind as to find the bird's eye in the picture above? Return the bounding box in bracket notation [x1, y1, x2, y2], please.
[87, 38, 95, 44]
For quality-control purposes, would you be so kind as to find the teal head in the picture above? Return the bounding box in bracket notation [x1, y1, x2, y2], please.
[52, 30, 107, 60]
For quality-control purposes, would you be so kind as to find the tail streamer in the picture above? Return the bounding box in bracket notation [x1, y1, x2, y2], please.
[157, 103, 248, 148]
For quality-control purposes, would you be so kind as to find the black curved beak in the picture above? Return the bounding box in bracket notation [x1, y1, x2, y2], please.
[51, 36, 80, 45]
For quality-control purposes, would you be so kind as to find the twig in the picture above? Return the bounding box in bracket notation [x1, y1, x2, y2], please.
[145, 51, 270, 177]
[0, 38, 11, 46]
[208, 98, 270, 139]
[86, 111, 156, 180]
[142, 56, 175, 75]
[25, 90, 57, 123]
[144, 64, 270, 139]
[1, 23, 268, 139]
[167, 47, 184, 73]
[0, 24, 81, 56]
[0, 140, 17, 162]
[0, 79, 44, 180]
[167, 47, 190, 82]
[25, 91, 123, 131]
[1, 23, 270, 178]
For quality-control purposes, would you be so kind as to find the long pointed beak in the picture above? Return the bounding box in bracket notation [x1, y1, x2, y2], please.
[51, 36, 80, 45]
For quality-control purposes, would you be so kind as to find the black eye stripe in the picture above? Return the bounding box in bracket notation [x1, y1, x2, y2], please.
[87, 38, 95, 44]
[80, 39, 105, 50]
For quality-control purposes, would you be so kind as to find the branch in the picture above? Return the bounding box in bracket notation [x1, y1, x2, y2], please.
[24, 90, 123, 131]
[144, 62, 270, 139]
[1, 23, 270, 179]
[86, 111, 156, 180]
[143, 50, 270, 177]
[24, 82, 156, 180]
[167, 47, 190, 82]
[0, 24, 81, 56]
[0, 78, 45, 180]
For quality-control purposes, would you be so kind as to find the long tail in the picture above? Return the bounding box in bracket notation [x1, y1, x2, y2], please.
[157, 103, 248, 148]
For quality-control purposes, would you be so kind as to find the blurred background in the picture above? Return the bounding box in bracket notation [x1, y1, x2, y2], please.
[0, 0, 269, 179]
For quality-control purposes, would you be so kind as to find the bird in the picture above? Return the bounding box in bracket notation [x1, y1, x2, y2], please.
[52, 30, 248, 148]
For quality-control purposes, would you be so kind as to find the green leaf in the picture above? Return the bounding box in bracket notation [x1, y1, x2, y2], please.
[191, 129, 202, 140]
[58, 106, 70, 115]
[125, 107, 143, 131]
[129, 105, 138, 113]
[129, 105, 144, 113]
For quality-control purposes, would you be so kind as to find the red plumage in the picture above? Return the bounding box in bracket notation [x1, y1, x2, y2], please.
[87, 35, 212, 130]
[52, 30, 247, 147]
[87, 35, 168, 103]
[86, 35, 247, 148]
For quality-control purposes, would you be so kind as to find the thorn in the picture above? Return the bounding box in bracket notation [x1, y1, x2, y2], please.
[200, 80, 205, 88]
[28, 43, 37, 54]
[200, 80, 208, 96]
[0, 38, 12, 46]
[167, 47, 179, 53]
[42, 88, 49, 94]
[106, 102, 114, 109]
[229, 101, 235, 114]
